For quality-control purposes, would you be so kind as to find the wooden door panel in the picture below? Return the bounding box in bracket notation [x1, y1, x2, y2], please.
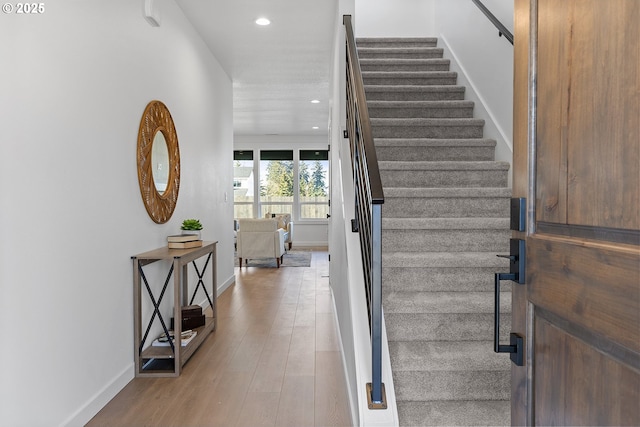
[536, 0, 640, 230]
[534, 314, 640, 426]
[528, 235, 640, 353]
[536, 0, 570, 225]
[565, 0, 640, 230]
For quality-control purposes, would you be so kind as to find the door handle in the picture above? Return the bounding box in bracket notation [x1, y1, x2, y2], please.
[494, 238, 525, 366]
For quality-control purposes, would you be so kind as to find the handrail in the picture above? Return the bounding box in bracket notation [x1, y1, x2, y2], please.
[343, 15, 387, 410]
[471, 0, 514, 45]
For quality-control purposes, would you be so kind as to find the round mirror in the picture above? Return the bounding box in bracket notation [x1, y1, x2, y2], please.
[151, 130, 169, 194]
[137, 100, 180, 224]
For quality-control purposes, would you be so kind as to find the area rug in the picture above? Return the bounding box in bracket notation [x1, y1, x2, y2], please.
[234, 250, 312, 268]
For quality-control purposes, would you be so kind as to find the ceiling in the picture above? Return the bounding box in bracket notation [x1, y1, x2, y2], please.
[175, 0, 338, 137]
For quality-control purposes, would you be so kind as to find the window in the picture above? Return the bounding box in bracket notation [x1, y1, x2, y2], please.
[233, 151, 254, 218]
[233, 148, 330, 221]
[299, 150, 329, 219]
[260, 150, 293, 217]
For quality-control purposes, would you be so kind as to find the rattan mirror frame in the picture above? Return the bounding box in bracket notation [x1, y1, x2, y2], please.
[137, 100, 180, 224]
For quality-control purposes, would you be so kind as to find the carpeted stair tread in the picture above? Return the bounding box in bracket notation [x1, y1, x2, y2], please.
[389, 341, 510, 372]
[382, 251, 510, 268]
[397, 400, 510, 426]
[383, 291, 511, 314]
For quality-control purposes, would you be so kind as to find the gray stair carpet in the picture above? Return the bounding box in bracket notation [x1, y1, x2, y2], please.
[357, 37, 512, 426]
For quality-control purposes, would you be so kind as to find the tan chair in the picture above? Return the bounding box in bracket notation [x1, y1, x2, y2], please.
[265, 213, 293, 250]
[237, 219, 286, 267]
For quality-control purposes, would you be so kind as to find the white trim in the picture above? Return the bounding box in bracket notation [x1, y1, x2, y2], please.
[61, 364, 133, 427]
[331, 287, 360, 427]
[217, 274, 235, 296]
[291, 240, 329, 247]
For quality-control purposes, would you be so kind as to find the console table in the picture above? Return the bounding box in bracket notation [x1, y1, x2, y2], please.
[132, 241, 217, 377]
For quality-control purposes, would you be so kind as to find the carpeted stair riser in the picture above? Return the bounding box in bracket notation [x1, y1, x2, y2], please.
[382, 197, 507, 217]
[377, 145, 495, 162]
[372, 118, 485, 139]
[384, 313, 512, 342]
[383, 266, 508, 292]
[360, 58, 451, 72]
[397, 401, 510, 427]
[365, 85, 466, 101]
[358, 47, 444, 60]
[356, 37, 439, 48]
[393, 370, 510, 401]
[383, 291, 511, 314]
[363, 71, 458, 86]
[382, 218, 510, 252]
[389, 340, 509, 371]
[382, 194, 509, 217]
[368, 101, 474, 119]
[380, 166, 509, 188]
[382, 230, 509, 252]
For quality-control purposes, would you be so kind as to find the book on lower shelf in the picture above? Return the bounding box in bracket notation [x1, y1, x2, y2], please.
[152, 329, 197, 347]
[168, 240, 203, 249]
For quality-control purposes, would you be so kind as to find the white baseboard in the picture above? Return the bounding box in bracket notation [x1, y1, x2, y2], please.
[62, 364, 134, 427]
[292, 241, 328, 248]
[218, 274, 235, 295]
[330, 289, 360, 427]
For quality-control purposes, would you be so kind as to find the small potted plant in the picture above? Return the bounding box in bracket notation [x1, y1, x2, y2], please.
[181, 219, 203, 239]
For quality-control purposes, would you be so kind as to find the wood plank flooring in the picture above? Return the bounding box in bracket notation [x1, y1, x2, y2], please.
[87, 249, 352, 427]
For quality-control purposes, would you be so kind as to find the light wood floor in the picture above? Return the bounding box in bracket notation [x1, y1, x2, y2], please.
[87, 248, 352, 427]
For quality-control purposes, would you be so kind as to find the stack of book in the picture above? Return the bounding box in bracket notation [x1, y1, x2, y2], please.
[167, 234, 202, 249]
[151, 329, 198, 347]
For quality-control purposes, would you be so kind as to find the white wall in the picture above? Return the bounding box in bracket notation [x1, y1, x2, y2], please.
[355, 0, 436, 37]
[0, 1, 234, 425]
[234, 135, 329, 247]
[434, 0, 514, 168]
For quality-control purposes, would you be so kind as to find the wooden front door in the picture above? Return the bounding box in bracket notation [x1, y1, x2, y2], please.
[511, 0, 640, 424]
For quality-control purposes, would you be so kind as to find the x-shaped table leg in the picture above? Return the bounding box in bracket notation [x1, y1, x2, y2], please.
[189, 253, 214, 308]
[139, 263, 175, 354]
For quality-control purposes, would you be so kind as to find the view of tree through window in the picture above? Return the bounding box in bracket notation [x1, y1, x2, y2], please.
[234, 149, 329, 220]
[299, 150, 329, 219]
[260, 150, 293, 216]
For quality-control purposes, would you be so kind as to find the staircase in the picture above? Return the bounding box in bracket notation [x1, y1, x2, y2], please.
[358, 37, 512, 426]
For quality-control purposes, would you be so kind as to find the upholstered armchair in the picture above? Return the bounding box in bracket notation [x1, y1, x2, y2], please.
[237, 218, 286, 268]
[265, 213, 293, 250]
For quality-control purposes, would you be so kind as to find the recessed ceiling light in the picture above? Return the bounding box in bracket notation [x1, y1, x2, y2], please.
[255, 17, 270, 26]
[311, 99, 320, 104]
[312, 126, 319, 130]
